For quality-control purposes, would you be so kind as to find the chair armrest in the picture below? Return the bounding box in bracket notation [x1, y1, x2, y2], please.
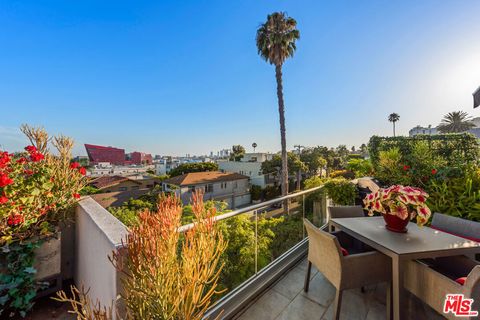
[341, 251, 391, 288]
[466, 265, 480, 290]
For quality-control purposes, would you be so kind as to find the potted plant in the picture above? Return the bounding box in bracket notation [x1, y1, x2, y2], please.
[0, 125, 86, 317]
[363, 185, 431, 232]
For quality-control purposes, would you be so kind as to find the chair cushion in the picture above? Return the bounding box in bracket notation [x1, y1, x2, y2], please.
[455, 277, 467, 285]
[430, 225, 480, 242]
[340, 247, 349, 256]
[431, 213, 480, 242]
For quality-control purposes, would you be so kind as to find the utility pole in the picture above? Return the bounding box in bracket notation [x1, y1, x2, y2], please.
[294, 145, 304, 190]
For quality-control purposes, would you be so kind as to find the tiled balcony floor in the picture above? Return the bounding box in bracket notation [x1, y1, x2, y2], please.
[234, 259, 446, 320]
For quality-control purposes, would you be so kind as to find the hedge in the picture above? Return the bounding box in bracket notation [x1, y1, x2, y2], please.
[368, 134, 479, 168]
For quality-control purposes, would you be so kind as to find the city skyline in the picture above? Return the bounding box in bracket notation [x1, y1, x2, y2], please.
[2, 1, 480, 156]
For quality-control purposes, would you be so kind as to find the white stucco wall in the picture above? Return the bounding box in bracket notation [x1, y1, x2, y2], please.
[75, 197, 128, 318]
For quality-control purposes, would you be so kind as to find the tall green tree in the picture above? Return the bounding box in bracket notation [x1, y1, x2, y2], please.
[437, 111, 475, 133]
[388, 113, 400, 137]
[256, 12, 300, 197]
[230, 145, 246, 161]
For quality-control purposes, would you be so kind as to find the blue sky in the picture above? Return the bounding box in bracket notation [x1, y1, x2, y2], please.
[2, 1, 480, 156]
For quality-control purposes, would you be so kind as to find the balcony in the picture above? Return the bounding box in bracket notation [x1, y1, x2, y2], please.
[27, 186, 471, 319]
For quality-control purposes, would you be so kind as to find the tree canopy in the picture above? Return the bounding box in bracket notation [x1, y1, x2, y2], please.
[169, 162, 219, 177]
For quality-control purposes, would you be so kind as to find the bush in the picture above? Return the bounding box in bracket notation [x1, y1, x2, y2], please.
[169, 162, 218, 177]
[368, 134, 479, 169]
[329, 169, 355, 179]
[250, 185, 262, 201]
[346, 158, 373, 178]
[324, 178, 357, 205]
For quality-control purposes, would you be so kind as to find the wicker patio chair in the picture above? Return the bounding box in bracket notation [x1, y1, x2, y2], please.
[404, 255, 480, 320]
[328, 205, 365, 232]
[303, 218, 392, 320]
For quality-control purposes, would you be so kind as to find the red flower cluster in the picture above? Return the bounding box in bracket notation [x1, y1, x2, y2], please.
[0, 196, 8, 204]
[73, 193, 81, 199]
[70, 162, 86, 176]
[431, 169, 437, 175]
[70, 162, 80, 169]
[403, 165, 410, 171]
[0, 152, 11, 169]
[25, 145, 44, 162]
[7, 214, 24, 226]
[0, 174, 13, 187]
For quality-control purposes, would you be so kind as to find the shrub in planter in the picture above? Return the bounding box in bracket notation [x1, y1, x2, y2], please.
[0, 125, 86, 317]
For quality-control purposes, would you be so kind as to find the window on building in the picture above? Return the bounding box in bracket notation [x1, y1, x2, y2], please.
[131, 186, 140, 190]
[119, 187, 127, 191]
[205, 184, 213, 193]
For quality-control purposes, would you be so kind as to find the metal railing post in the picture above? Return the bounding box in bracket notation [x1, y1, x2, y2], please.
[254, 209, 258, 274]
[302, 194, 305, 239]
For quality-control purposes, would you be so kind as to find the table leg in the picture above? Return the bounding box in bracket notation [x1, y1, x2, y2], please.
[392, 256, 404, 320]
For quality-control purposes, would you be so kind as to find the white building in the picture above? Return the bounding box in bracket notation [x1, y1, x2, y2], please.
[217, 152, 274, 188]
[409, 117, 480, 138]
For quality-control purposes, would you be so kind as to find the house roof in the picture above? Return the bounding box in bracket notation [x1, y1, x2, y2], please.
[89, 175, 142, 190]
[162, 171, 249, 186]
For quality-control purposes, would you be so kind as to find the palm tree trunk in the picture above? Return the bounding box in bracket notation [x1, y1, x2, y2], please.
[275, 64, 289, 199]
[393, 122, 396, 137]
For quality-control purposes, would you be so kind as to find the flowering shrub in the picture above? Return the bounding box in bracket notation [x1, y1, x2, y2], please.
[363, 185, 431, 226]
[0, 126, 86, 244]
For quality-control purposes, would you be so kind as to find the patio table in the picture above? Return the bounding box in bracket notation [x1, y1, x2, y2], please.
[330, 216, 480, 320]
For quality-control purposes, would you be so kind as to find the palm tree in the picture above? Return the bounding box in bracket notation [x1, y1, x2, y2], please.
[256, 12, 300, 197]
[437, 111, 475, 133]
[388, 113, 400, 137]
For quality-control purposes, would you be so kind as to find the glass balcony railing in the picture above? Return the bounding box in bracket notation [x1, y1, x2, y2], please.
[178, 186, 326, 318]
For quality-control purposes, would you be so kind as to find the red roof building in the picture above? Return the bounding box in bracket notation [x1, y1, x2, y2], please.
[128, 152, 153, 165]
[85, 144, 126, 165]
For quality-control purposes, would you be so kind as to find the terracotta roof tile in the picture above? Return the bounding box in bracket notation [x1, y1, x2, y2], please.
[162, 171, 249, 186]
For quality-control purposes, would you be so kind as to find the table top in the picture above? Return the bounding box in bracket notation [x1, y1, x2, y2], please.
[331, 216, 480, 257]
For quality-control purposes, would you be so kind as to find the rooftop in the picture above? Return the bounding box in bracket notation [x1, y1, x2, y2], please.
[162, 171, 249, 186]
[89, 175, 141, 189]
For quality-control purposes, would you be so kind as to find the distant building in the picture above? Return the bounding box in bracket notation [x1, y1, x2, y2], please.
[128, 152, 153, 165]
[409, 125, 437, 136]
[72, 155, 89, 167]
[409, 117, 480, 138]
[87, 164, 154, 177]
[85, 144, 126, 165]
[217, 153, 274, 188]
[162, 171, 251, 209]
